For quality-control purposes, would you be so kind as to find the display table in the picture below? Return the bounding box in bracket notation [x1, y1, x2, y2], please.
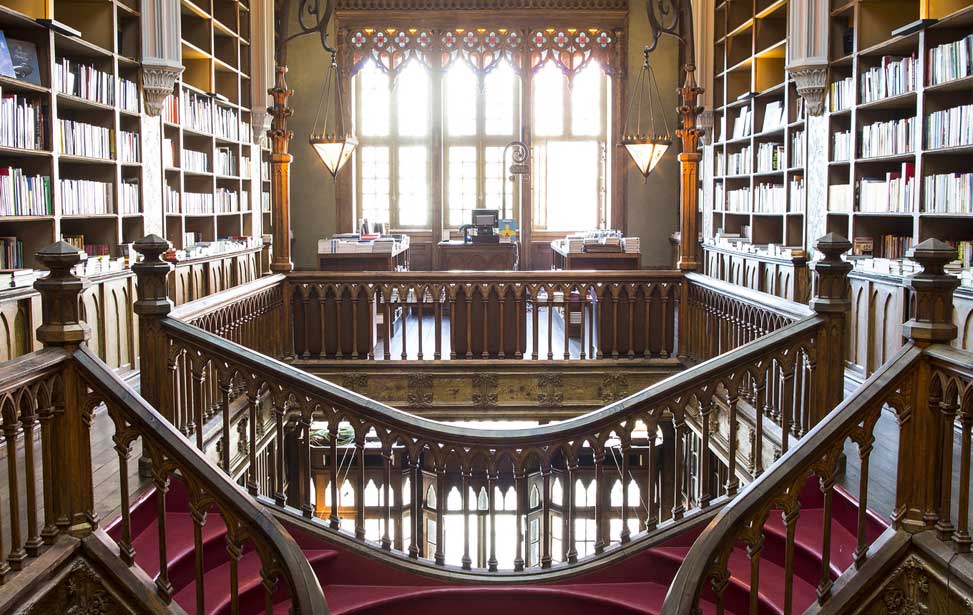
[550, 241, 641, 271]
[318, 244, 410, 272]
[438, 240, 519, 270]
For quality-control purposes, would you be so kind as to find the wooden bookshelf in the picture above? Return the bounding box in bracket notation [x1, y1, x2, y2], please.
[260, 141, 270, 235]
[162, 0, 256, 249]
[0, 0, 146, 267]
[710, 0, 808, 249]
[823, 0, 973, 262]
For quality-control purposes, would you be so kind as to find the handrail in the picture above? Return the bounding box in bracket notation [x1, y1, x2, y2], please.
[288, 270, 685, 282]
[169, 273, 286, 322]
[685, 272, 812, 322]
[660, 343, 924, 614]
[73, 345, 329, 615]
[161, 314, 824, 446]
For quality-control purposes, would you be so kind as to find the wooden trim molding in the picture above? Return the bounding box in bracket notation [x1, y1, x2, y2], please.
[336, 0, 628, 12]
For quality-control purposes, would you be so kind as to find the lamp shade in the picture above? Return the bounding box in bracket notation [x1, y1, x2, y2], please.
[623, 136, 671, 178]
[311, 134, 358, 177]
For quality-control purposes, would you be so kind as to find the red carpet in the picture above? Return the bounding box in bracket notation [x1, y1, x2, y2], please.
[110, 478, 886, 615]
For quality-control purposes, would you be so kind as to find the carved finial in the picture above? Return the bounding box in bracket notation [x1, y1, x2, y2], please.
[904, 238, 959, 344]
[132, 234, 174, 317]
[811, 233, 852, 314]
[34, 241, 90, 347]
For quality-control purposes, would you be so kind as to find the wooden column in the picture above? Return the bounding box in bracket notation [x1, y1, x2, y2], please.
[34, 242, 94, 537]
[132, 235, 175, 422]
[269, 66, 295, 273]
[676, 64, 703, 273]
[808, 233, 852, 427]
[897, 239, 959, 532]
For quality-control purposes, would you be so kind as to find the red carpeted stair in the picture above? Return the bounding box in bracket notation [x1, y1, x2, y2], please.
[110, 478, 885, 615]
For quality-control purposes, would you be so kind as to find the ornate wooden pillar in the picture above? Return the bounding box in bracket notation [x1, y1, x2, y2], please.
[808, 233, 851, 427]
[269, 66, 295, 274]
[34, 242, 95, 537]
[676, 67, 703, 272]
[132, 235, 175, 422]
[897, 239, 959, 532]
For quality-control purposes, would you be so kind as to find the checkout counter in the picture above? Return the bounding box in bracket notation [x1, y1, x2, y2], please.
[438, 209, 519, 270]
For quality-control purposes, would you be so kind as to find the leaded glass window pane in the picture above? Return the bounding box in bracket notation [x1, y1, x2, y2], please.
[533, 62, 564, 137]
[396, 60, 430, 137]
[448, 146, 478, 226]
[398, 145, 428, 227]
[446, 61, 478, 137]
[359, 62, 390, 137]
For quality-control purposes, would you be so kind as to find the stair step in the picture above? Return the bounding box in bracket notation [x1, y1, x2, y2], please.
[130, 512, 228, 578]
[273, 582, 727, 615]
[172, 548, 338, 615]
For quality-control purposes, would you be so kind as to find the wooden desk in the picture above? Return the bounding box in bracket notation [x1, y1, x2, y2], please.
[318, 245, 410, 272]
[438, 240, 519, 270]
[550, 241, 641, 271]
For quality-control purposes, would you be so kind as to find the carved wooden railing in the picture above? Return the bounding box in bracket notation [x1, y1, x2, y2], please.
[0, 241, 327, 614]
[125, 233, 858, 576]
[284, 271, 683, 362]
[661, 238, 972, 614]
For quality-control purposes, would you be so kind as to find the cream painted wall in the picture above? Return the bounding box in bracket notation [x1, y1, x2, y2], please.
[285, 10, 683, 269]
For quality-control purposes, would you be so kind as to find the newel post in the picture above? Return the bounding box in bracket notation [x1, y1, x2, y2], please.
[809, 233, 852, 427]
[895, 239, 959, 533]
[34, 242, 95, 537]
[132, 235, 175, 423]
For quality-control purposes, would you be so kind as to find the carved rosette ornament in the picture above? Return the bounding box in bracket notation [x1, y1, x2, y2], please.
[789, 65, 829, 117]
[140, 63, 184, 117]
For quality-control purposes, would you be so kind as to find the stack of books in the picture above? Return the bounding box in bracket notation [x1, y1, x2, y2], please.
[183, 192, 214, 214]
[829, 76, 854, 112]
[924, 171, 973, 213]
[829, 184, 853, 213]
[55, 59, 114, 106]
[184, 148, 209, 173]
[860, 54, 917, 104]
[0, 90, 46, 150]
[753, 183, 786, 213]
[60, 178, 113, 215]
[926, 104, 973, 150]
[928, 34, 973, 87]
[57, 119, 113, 158]
[622, 237, 640, 253]
[118, 76, 138, 113]
[833, 131, 852, 161]
[858, 163, 915, 213]
[118, 130, 139, 163]
[215, 187, 239, 213]
[181, 89, 213, 134]
[756, 142, 784, 173]
[119, 178, 139, 215]
[791, 130, 805, 167]
[0, 167, 51, 215]
[0, 267, 35, 288]
[0, 236, 23, 270]
[861, 117, 915, 158]
[215, 105, 239, 141]
[216, 146, 236, 176]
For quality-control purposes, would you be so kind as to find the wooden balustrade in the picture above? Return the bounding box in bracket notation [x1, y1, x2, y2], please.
[285, 272, 683, 362]
[661, 238, 973, 614]
[0, 240, 326, 614]
[703, 243, 811, 304]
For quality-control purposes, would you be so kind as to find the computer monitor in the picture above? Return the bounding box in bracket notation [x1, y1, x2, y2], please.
[473, 209, 499, 229]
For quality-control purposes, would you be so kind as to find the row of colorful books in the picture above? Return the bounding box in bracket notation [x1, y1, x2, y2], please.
[60, 178, 113, 215]
[860, 54, 917, 104]
[0, 90, 46, 150]
[927, 104, 973, 150]
[55, 58, 114, 106]
[0, 167, 50, 216]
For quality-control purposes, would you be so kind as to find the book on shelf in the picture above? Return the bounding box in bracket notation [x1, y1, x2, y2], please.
[829, 184, 853, 213]
[162, 95, 179, 124]
[789, 176, 805, 213]
[261, 191, 270, 213]
[163, 138, 176, 168]
[118, 130, 139, 163]
[852, 237, 873, 257]
[727, 187, 751, 213]
[0, 32, 15, 80]
[216, 146, 236, 176]
[118, 77, 138, 114]
[714, 182, 725, 211]
[715, 151, 725, 176]
[59, 178, 113, 215]
[0, 89, 47, 150]
[727, 145, 752, 175]
[0, 236, 24, 270]
[833, 130, 852, 162]
[57, 118, 113, 159]
[183, 232, 201, 247]
[215, 187, 239, 213]
[165, 185, 179, 213]
[756, 142, 784, 173]
[0, 266, 36, 288]
[184, 148, 208, 173]
[761, 101, 785, 133]
[183, 192, 214, 215]
[928, 34, 973, 87]
[181, 89, 213, 134]
[55, 59, 114, 106]
[878, 235, 914, 260]
[5, 38, 40, 86]
[924, 171, 973, 214]
[732, 107, 752, 140]
[829, 76, 854, 112]
[860, 54, 917, 104]
[214, 105, 239, 141]
[857, 163, 915, 213]
[790, 130, 805, 168]
[241, 156, 251, 179]
[119, 178, 139, 215]
[926, 104, 973, 150]
[753, 182, 786, 213]
[861, 117, 915, 158]
[0, 167, 50, 216]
